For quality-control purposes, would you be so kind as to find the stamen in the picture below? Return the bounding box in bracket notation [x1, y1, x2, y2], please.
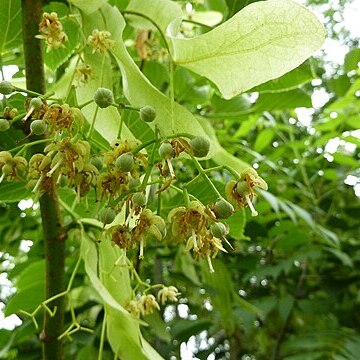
[166, 159, 176, 179]
[0, 172, 5, 184]
[207, 255, 215, 273]
[139, 237, 144, 259]
[23, 106, 35, 121]
[192, 230, 198, 251]
[47, 159, 63, 177]
[33, 173, 45, 193]
[245, 194, 258, 216]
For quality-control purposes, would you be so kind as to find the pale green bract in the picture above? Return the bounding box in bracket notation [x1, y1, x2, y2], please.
[168, 0, 325, 99]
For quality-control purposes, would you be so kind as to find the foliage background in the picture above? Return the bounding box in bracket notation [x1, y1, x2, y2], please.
[0, 0, 359, 359]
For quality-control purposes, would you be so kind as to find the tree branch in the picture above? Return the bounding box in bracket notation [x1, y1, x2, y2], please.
[21, 1, 66, 359]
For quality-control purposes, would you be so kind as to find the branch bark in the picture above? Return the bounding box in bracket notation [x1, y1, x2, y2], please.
[21, 1, 66, 359]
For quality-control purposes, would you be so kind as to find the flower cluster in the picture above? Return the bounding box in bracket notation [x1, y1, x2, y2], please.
[225, 168, 268, 216]
[0, 84, 269, 274]
[110, 208, 166, 258]
[168, 201, 229, 272]
[88, 29, 115, 54]
[0, 152, 27, 184]
[126, 286, 180, 318]
[36, 12, 68, 52]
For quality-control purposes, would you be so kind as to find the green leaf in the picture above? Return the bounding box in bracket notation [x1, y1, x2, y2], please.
[173, 247, 202, 286]
[126, 0, 182, 34]
[252, 89, 312, 112]
[254, 128, 274, 152]
[0, 0, 22, 54]
[332, 153, 359, 168]
[224, 209, 246, 240]
[344, 48, 360, 73]
[0, 181, 31, 203]
[170, 319, 213, 343]
[81, 232, 163, 359]
[5, 281, 44, 315]
[15, 260, 45, 291]
[250, 62, 315, 93]
[170, 0, 325, 99]
[105, 5, 250, 173]
[69, 0, 108, 14]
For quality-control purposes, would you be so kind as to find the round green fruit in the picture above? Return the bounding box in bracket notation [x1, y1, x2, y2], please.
[190, 136, 210, 158]
[98, 207, 116, 225]
[0, 81, 14, 95]
[115, 152, 134, 172]
[214, 198, 234, 219]
[90, 157, 103, 171]
[210, 222, 228, 238]
[30, 120, 47, 136]
[132, 192, 146, 207]
[236, 181, 249, 196]
[94, 88, 114, 108]
[159, 142, 174, 160]
[140, 105, 156, 122]
[30, 97, 43, 110]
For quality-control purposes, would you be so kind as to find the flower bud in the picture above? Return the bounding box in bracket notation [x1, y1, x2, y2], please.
[0, 119, 10, 132]
[94, 87, 114, 108]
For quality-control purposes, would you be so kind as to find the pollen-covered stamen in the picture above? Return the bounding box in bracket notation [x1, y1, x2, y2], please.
[192, 230, 198, 251]
[33, 173, 45, 193]
[139, 237, 144, 259]
[76, 184, 81, 203]
[47, 159, 63, 177]
[245, 193, 258, 216]
[23, 107, 35, 121]
[207, 255, 215, 273]
[166, 158, 176, 179]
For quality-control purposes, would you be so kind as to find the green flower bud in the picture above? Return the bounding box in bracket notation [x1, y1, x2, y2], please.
[214, 198, 234, 219]
[0, 119, 10, 132]
[30, 97, 43, 110]
[210, 222, 228, 238]
[90, 156, 103, 171]
[159, 142, 174, 160]
[30, 120, 47, 135]
[94, 87, 114, 108]
[132, 192, 146, 207]
[115, 152, 134, 172]
[140, 105, 156, 122]
[98, 207, 116, 225]
[190, 136, 210, 158]
[0, 81, 14, 95]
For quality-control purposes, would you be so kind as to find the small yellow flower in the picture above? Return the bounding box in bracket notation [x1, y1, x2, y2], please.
[157, 286, 180, 305]
[88, 29, 115, 54]
[36, 12, 68, 52]
[138, 294, 160, 316]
